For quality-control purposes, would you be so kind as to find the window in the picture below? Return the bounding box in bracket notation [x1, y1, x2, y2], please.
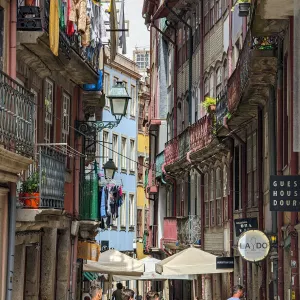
[210, 0, 215, 28]
[216, 68, 222, 96]
[144, 209, 148, 230]
[137, 209, 143, 237]
[120, 193, 127, 227]
[223, 165, 228, 221]
[210, 170, 215, 226]
[102, 131, 109, 161]
[204, 0, 209, 34]
[135, 52, 150, 69]
[129, 194, 135, 227]
[121, 137, 127, 170]
[44, 78, 54, 143]
[30, 89, 38, 146]
[204, 78, 209, 96]
[112, 134, 119, 168]
[216, 167, 222, 225]
[215, 0, 222, 22]
[209, 73, 215, 97]
[130, 140, 135, 171]
[223, 60, 228, 86]
[168, 50, 172, 86]
[204, 173, 209, 227]
[247, 132, 257, 207]
[130, 85, 136, 117]
[283, 55, 288, 168]
[104, 73, 110, 107]
[62, 92, 70, 143]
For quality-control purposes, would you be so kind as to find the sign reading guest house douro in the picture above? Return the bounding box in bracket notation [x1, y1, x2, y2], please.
[270, 175, 300, 211]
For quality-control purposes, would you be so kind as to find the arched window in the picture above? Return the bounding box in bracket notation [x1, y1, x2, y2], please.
[210, 170, 215, 226]
[223, 59, 228, 85]
[216, 67, 222, 96]
[209, 73, 215, 97]
[204, 78, 209, 97]
[216, 167, 222, 225]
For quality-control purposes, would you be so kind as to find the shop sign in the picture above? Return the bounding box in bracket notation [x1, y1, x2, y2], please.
[238, 230, 270, 262]
[216, 257, 234, 269]
[234, 218, 258, 236]
[270, 175, 300, 211]
[77, 241, 100, 262]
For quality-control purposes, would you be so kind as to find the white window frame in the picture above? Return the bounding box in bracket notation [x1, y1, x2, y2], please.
[129, 194, 135, 227]
[62, 92, 70, 144]
[44, 78, 54, 143]
[102, 130, 109, 162]
[104, 72, 110, 107]
[130, 85, 136, 117]
[120, 193, 127, 227]
[112, 134, 119, 168]
[130, 139, 135, 171]
[121, 137, 127, 170]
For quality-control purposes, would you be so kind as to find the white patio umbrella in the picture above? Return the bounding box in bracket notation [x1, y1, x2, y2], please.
[83, 249, 144, 276]
[155, 247, 233, 275]
[113, 257, 197, 281]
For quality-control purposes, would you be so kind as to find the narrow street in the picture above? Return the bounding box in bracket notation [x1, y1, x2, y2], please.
[0, 0, 299, 300]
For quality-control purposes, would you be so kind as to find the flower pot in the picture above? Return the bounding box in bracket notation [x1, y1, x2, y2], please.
[24, 192, 40, 208]
[25, 0, 35, 6]
[239, 2, 250, 17]
[19, 193, 28, 205]
[208, 104, 216, 112]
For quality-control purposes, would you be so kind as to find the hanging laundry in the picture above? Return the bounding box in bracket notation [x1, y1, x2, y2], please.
[118, 0, 127, 55]
[49, 0, 60, 56]
[69, 0, 88, 34]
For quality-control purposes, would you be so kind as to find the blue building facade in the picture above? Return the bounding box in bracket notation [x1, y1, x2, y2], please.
[96, 52, 140, 252]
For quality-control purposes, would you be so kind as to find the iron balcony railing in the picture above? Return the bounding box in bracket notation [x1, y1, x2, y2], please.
[18, 146, 66, 209]
[0, 70, 35, 157]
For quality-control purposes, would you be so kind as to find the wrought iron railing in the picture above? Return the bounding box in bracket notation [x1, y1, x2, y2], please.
[0, 70, 35, 157]
[177, 215, 201, 245]
[164, 136, 179, 166]
[227, 29, 278, 113]
[79, 170, 99, 221]
[189, 115, 212, 152]
[39, 146, 66, 208]
[216, 87, 228, 127]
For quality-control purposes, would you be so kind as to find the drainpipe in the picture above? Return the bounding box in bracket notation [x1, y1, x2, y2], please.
[228, 0, 233, 76]
[200, 0, 204, 114]
[275, 38, 283, 300]
[9, 0, 17, 78]
[289, 16, 299, 299]
[6, 184, 16, 300]
[162, 163, 176, 216]
[257, 108, 266, 300]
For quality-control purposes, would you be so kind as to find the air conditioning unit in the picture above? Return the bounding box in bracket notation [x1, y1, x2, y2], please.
[82, 293, 91, 300]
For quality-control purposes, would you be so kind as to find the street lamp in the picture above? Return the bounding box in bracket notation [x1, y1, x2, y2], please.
[107, 81, 131, 121]
[103, 159, 118, 179]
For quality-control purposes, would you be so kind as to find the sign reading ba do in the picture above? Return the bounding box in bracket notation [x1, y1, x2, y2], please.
[238, 230, 270, 262]
[270, 175, 300, 211]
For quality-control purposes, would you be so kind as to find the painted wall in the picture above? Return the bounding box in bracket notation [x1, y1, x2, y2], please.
[96, 64, 138, 252]
[138, 133, 149, 155]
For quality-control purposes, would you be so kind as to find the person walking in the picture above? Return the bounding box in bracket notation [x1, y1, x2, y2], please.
[112, 283, 124, 300]
[227, 285, 244, 300]
[121, 288, 135, 300]
[154, 293, 159, 300]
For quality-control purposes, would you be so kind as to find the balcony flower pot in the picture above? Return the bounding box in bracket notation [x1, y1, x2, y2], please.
[20, 171, 41, 208]
[202, 97, 216, 114]
[24, 193, 40, 208]
[238, 2, 250, 17]
[25, 0, 35, 5]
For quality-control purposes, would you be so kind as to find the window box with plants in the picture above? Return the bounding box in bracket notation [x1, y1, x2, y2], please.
[19, 172, 40, 208]
[202, 97, 216, 114]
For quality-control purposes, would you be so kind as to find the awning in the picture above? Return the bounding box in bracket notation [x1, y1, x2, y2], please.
[113, 257, 197, 281]
[84, 272, 98, 281]
[155, 247, 234, 275]
[83, 249, 144, 276]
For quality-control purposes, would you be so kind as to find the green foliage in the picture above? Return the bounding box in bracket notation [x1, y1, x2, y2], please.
[202, 97, 216, 111]
[21, 171, 46, 193]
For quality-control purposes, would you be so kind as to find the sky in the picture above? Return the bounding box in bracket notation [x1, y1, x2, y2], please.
[124, 0, 150, 60]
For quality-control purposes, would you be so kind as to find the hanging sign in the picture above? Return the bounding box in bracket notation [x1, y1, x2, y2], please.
[101, 240, 109, 252]
[216, 257, 234, 269]
[238, 230, 270, 262]
[270, 175, 300, 211]
[234, 218, 258, 236]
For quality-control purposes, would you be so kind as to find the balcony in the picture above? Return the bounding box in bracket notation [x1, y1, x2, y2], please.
[227, 31, 277, 129]
[18, 146, 66, 209]
[17, 0, 100, 84]
[164, 136, 178, 166]
[163, 215, 201, 247]
[0, 70, 34, 178]
[155, 151, 165, 178]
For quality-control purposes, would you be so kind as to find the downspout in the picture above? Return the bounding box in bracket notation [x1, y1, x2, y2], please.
[241, 143, 247, 294]
[275, 38, 283, 300]
[257, 108, 266, 300]
[200, 0, 204, 114]
[289, 16, 299, 299]
[228, 0, 233, 76]
[162, 163, 176, 216]
[6, 2, 17, 299]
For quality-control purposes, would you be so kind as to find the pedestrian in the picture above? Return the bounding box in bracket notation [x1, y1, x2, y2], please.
[227, 285, 244, 300]
[112, 283, 123, 300]
[121, 288, 135, 300]
[154, 293, 159, 300]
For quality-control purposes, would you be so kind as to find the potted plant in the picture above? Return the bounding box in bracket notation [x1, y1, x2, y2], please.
[20, 171, 40, 208]
[202, 97, 216, 113]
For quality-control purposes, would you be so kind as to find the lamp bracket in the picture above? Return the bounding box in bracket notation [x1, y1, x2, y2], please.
[75, 120, 121, 136]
